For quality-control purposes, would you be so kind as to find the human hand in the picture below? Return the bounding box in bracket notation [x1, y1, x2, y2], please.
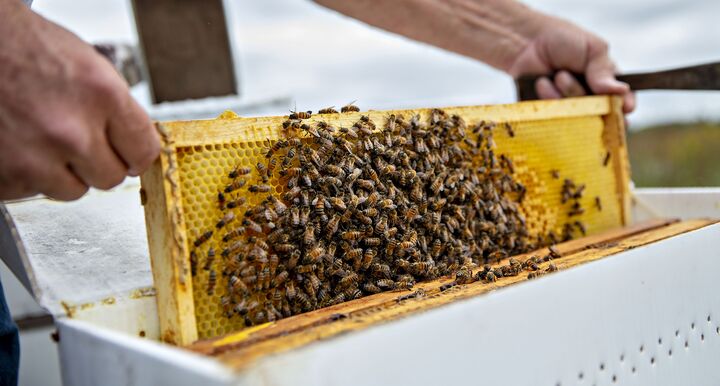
[0, 0, 159, 201]
[506, 15, 635, 113]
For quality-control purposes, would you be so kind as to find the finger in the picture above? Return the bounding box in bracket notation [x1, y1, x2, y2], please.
[554, 70, 586, 97]
[69, 128, 128, 190]
[585, 54, 629, 96]
[107, 92, 159, 176]
[535, 76, 562, 99]
[585, 53, 636, 113]
[37, 162, 89, 201]
[622, 91, 637, 114]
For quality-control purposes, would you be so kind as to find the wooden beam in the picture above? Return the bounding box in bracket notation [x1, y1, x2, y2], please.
[132, 0, 238, 103]
[140, 124, 197, 345]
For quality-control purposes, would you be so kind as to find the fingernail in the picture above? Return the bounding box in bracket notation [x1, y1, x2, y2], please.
[128, 168, 139, 177]
[608, 79, 630, 91]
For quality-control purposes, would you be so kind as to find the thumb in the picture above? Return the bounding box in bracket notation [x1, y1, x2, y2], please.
[585, 50, 628, 96]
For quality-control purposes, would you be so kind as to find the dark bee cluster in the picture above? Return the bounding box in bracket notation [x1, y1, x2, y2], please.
[196, 105, 538, 327]
[450, 245, 562, 287]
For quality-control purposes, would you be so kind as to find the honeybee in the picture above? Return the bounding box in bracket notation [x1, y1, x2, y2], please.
[430, 176, 444, 195]
[224, 178, 246, 193]
[329, 197, 347, 211]
[340, 126, 359, 139]
[288, 207, 301, 227]
[504, 122, 515, 137]
[361, 249, 376, 270]
[285, 281, 297, 301]
[253, 160, 266, 174]
[295, 290, 313, 311]
[347, 168, 362, 183]
[193, 230, 213, 247]
[229, 275, 248, 294]
[550, 169, 560, 179]
[226, 197, 246, 209]
[306, 273, 322, 292]
[338, 272, 359, 288]
[318, 106, 338, 114]
[265, 301, 283, 322]
[405, 206, 419, 222]
[300, 226, 314, 245]
[249, 184, 272, 193]
[266, 139, 288, 158]
[229, 166, 251, 179]
[395, 258, 411, 272]
[283, 186, 302, 201]
[364, 237, 381, 247]
[372, 263, 391, 278]
[300, 207, 310, 225]
[603, 151, 611, 166]
[272, 270, 288, 287]
[257, 266, 271, 290]
[356, 179, 375, 191]
[344, 247, 363, 262]
[376, 279, 395, 289]
[595, 196, 602, 211]
[289, 109, 312, 120]
[568, 206, 585, 217]
[287, 250, 301, 270]
[395, 278, 414, 290]
[362, 283, 381, 293]
[203, 247, 216, 270]
[207, 269, 217, 295]
[378, 199, 396, 210]
[341, 102, 360, 113]
[266, 196, 287, 215]
[413, 261, 434, 276]
[342, 231, 363, 241]
[242, 219, 263, 233]
[485, 271, 497, 282]
[217, 191, 226, 209]
[399, 240, 416, 250]
[252, 309, 267, 324]
[299, 123, 319, 139]
[455, 266, 475, 284]
[574, 221, 587, 236]
[266, 158, 277, 177]
[215, 211, 235, 229]
[326, 214, 341, 236]
[306, 246, 325, 264]
[190, 250, 198, 276]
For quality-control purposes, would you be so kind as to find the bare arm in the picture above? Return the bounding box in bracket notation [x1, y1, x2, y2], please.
[0, 0, 160, 200]
[315, 0, 635, 112]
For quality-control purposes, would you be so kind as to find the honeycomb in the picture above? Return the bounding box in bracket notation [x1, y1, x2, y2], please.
[172, 108, 623, 339]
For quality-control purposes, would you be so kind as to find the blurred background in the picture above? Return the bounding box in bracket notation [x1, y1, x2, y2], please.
[4, 0, 720, 384]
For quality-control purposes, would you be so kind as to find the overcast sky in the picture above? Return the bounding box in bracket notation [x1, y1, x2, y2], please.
[32, 0, 720, 128]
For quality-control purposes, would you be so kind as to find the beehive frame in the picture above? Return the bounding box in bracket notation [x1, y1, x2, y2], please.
[141, 95, 630, 345]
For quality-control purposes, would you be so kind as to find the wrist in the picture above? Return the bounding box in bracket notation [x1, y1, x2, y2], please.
[444, 0, 551, 73]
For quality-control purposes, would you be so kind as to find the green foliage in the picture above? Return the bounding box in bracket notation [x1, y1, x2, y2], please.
[628, 123, 720, 187]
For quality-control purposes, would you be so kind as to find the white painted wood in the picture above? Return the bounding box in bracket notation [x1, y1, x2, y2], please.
[57, 319, 235, 386]
[2, 179, 152, 315]
[632, 187, 720, 222]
